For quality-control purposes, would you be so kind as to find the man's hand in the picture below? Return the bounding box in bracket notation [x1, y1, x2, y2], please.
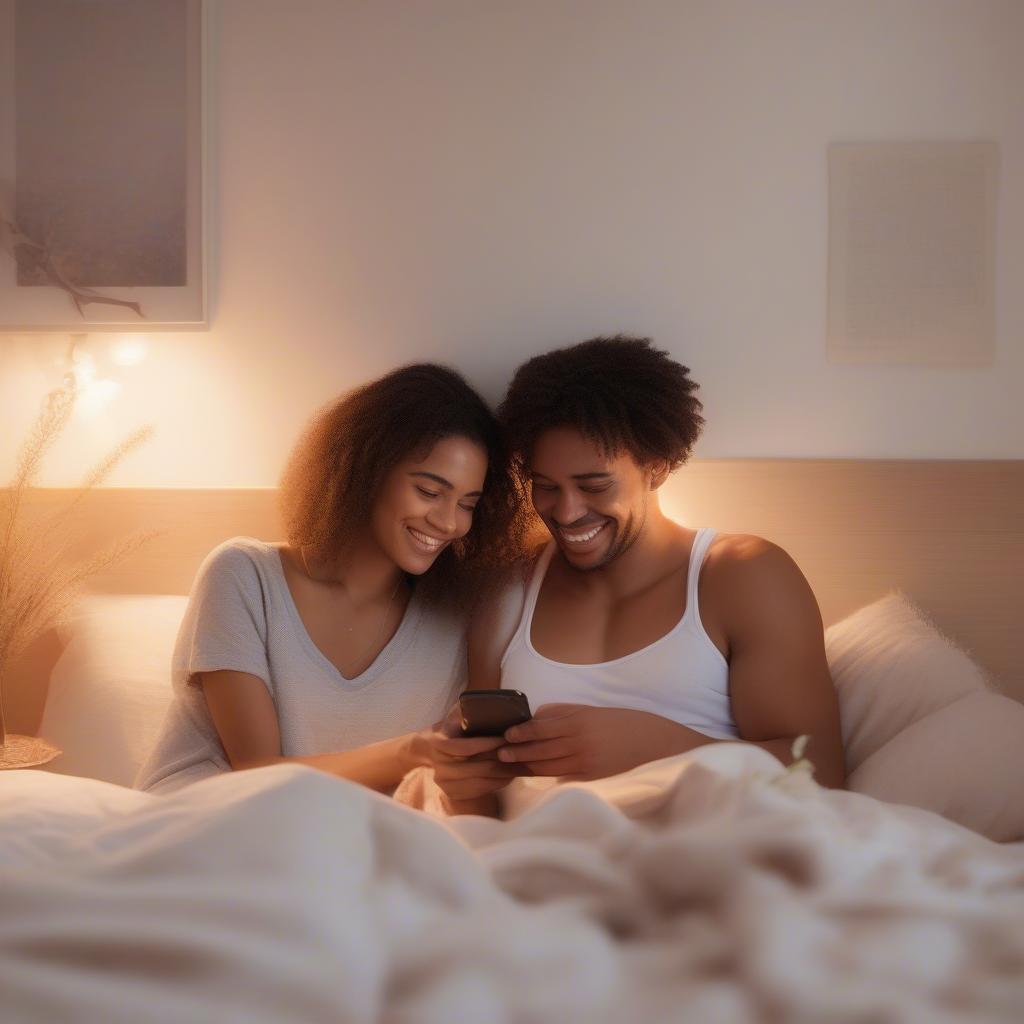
[496, 704, 713, 781]
[419, 705, 521, 809]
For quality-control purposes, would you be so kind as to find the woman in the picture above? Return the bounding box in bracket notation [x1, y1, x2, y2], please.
[135, 364, 529, 797]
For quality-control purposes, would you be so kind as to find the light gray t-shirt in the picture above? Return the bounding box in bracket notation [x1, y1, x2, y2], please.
[135, 537, 467, 793]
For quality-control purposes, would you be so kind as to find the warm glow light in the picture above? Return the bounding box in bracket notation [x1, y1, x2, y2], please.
[659, 484, 693, 527]
[69, 350, 121, 418]
[76, 378, 122, 418]
[70, 351, 98, 389]
[110, 335, 150, 367]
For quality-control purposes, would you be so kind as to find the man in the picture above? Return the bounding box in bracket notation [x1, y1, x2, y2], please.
[431, 335, 844, 815]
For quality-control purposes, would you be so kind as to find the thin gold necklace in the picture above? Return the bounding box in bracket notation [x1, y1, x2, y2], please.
[299, 545, 402, 664]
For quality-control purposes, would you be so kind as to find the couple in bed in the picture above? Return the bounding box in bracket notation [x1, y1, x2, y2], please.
[135, 335, 845, 812]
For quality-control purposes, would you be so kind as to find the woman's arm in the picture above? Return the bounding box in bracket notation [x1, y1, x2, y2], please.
[200, 669, 426, 791]
[200, 669, 514, 798]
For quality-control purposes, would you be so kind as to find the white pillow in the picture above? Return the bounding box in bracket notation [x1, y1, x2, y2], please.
[826, 592, 1024, 841]
[39, 594, 186, 786]
[825, 593, 991, 773]
[848, 691, 1024, 842]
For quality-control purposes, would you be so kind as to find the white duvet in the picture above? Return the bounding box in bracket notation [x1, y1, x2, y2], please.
[1, 745, 1022, 1023]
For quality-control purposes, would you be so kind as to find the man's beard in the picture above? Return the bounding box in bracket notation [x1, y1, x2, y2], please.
[563, 500, 647, 573]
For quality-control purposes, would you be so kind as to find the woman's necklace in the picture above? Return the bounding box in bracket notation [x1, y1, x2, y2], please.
[300, 545, 402, 664]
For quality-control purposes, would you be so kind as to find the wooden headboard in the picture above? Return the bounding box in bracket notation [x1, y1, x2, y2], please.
[26, 459, 1024, 701]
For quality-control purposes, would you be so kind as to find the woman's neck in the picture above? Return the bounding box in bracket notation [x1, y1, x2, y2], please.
[303, 534, 404, 607]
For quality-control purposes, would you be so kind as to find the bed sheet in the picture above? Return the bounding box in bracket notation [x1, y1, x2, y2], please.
[1, 744, 1022, 1023]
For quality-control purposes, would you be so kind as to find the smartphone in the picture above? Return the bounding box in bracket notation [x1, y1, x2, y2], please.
[459, 689, 532, 738]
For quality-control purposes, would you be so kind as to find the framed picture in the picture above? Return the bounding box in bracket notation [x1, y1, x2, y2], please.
[827, 141, 997, 366]
[0, 0, 209, 331]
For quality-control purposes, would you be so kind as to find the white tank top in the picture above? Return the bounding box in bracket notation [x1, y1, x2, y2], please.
[500, 528, 738, 741]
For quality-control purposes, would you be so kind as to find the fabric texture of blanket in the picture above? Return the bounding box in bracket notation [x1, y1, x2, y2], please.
[2, 745, 1023, 1023]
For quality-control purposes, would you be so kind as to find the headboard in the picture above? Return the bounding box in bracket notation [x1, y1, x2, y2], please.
[24, 459, 1024, 701]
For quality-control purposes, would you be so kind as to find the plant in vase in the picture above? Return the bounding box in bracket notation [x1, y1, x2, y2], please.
[0, 377, 154, 769]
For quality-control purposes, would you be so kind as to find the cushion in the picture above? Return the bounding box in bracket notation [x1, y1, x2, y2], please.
[825, 593, 991, 773]
[826, 592, 1024, 841]
[848, 691, 1024, 842]
[39, 594, 186, 786]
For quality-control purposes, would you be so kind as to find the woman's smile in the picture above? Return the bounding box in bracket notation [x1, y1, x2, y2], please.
[406, 525, 447, 553]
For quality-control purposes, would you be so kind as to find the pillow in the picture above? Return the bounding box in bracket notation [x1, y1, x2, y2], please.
[848, 691, 1024, 842]
[825, 593, 991, 773]
[38, 594, 187, 786]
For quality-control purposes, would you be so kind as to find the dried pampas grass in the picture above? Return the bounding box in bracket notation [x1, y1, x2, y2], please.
[0, 379, 156, 756]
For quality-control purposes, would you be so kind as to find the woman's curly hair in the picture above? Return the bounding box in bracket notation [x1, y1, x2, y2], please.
[279, 363, 530, 609]
[498, 335, 705, 478]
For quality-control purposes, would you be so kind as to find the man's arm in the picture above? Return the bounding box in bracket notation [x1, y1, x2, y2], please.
[467, 570, 529, 687]
[702, 535, 845, 788]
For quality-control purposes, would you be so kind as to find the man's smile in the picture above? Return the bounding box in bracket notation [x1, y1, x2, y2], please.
[556, 520, 609, 547]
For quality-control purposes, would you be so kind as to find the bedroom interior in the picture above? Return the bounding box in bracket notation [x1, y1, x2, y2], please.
[1, 1, 1023, 1021]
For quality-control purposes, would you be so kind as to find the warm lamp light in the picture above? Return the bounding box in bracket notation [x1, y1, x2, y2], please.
[75, 378, 122, 418]
[659, 493, 693, 527]
[68, 346, 122, 418]
[110, 335, 149, 367]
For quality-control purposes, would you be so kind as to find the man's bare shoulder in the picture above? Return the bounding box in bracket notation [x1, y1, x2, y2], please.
[704, 532, 793, 572]
[702, 532, 822, 634]
[477, 553, 539, 611]
[702, 533, 809, 603]
[466, 561, 534, 667]
[467, 565, 533, 688]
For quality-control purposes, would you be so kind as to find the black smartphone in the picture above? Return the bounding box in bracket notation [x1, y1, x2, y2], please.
[459, 689, 532, 738]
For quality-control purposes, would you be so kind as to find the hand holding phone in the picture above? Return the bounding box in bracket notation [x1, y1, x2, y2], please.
[459, 689, 532, 738]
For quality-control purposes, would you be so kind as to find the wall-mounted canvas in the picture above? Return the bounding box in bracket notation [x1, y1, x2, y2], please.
[0, 0, 207, 331]
[827, 141, 997, 366]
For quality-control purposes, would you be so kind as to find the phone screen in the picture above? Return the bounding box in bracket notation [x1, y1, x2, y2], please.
[459, 689, 532, 737]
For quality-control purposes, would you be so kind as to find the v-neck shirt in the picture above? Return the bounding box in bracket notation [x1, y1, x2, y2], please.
[135, 537, 467, 793]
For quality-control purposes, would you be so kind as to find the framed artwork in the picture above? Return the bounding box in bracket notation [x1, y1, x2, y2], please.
[827, 141, 997, 366]
[0, 0, 209, 331]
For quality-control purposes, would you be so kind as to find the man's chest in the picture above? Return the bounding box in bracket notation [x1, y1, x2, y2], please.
[530, 575, 691, 664]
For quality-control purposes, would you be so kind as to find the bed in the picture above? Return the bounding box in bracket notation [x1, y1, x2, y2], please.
[2, 459, 1023, 1022]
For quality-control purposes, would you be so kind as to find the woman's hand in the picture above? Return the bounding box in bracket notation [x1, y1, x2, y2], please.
[496, 704, 713, 781]
[418, 705, 521, 813]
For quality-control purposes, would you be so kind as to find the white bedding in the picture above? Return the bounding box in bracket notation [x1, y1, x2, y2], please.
[2, 745, 1023, 1023]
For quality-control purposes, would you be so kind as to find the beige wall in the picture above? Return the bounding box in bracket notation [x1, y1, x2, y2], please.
[1, 0, 1022, 487]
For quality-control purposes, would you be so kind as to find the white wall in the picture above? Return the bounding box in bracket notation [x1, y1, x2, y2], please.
[2, 0, 1021, 487]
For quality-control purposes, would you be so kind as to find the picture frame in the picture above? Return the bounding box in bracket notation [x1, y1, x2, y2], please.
[0, 0, 210, 332]
[827, 141, 997, 367]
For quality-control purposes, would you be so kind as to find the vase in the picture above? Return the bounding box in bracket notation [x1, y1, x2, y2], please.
[0, 732, 62, 770]
[0, 666, 63, 769]
[0, 632, 64, 769]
